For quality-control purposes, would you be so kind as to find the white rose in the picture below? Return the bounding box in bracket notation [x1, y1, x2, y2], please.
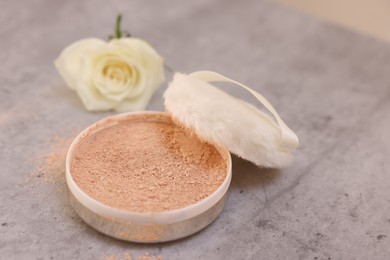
[54, 38, 165, 112]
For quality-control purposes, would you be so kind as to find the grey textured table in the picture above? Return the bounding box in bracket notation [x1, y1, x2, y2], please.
[1, 0, 390, 259]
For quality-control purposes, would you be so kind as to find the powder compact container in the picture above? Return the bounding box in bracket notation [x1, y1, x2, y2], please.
[65, 71, 299, 243]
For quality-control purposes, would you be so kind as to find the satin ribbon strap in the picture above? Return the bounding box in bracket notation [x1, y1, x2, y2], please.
[189, 70, 299, 151]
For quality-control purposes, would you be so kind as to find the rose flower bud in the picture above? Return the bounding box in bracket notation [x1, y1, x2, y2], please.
[55, 37, 164, 112]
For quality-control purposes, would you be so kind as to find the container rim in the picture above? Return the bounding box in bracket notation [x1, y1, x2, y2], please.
[65, 111, 232, 224]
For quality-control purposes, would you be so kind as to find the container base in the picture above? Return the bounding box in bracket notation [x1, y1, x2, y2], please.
[67, 187, 229, 243]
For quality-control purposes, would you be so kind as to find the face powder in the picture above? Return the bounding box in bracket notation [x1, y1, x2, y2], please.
[70, 114, 227, 213]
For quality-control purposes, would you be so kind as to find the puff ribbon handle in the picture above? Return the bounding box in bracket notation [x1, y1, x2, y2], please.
[189, 71, 299, 151]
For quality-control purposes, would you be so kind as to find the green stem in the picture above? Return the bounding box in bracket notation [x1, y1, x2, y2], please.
[115, 15, 122, 39]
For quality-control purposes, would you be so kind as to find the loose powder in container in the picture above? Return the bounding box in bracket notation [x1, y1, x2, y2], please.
[70, 116, 227, 213]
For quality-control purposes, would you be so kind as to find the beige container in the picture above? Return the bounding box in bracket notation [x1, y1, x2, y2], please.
[66, 111, 232, 243]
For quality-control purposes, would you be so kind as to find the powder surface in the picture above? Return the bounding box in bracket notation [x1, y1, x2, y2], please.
[71, 117, 227, 212]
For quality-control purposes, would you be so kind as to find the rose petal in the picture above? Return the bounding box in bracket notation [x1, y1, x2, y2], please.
[92, 56, 134, 102]
[75, 80, 118, 111]
[113, 79, 158, 112]
[54, 38, 105, 90]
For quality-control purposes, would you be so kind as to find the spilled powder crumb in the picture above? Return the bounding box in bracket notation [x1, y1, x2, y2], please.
[0, 113, 12, 126]
[102, 252, 162, 260]
[103, 252, 133, 260]
[138, 252, 162, 260]
[24, 134, 76, 190]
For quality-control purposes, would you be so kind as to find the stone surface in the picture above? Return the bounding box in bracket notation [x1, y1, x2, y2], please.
[1, 0, 390, 259]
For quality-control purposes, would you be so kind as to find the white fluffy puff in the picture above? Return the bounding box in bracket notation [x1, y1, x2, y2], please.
[164, 72, 298, 168]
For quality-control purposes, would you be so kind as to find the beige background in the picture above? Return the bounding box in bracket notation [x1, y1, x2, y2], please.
[277, 0, 390, 42]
